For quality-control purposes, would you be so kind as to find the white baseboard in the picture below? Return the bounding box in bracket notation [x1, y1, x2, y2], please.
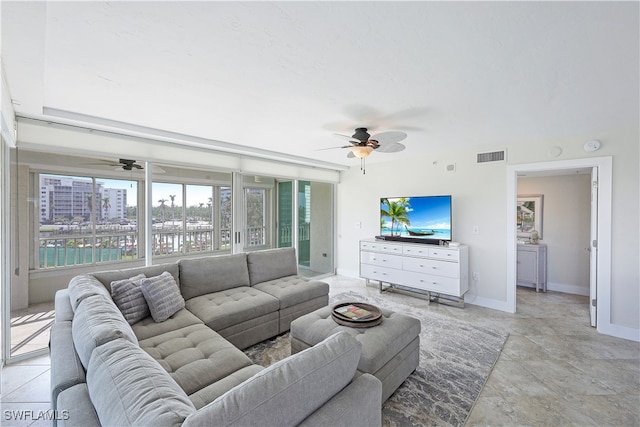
[547, 281, 590, 296]
[518, 282, 590, 296]
[335, 268, 359, 278]
[464, 294, 513, 313]
[598, 321, 640, 342]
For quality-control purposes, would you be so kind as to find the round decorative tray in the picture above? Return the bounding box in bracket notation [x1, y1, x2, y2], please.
[331, 302, 383, 328]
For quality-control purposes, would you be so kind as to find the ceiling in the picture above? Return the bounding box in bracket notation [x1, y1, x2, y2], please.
[2, 1, 638, 170]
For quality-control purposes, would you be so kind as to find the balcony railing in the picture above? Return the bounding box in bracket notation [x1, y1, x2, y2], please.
[37, 221, 301, 268]
[278, 223, 311, 246]
[38, 224, 232, 268]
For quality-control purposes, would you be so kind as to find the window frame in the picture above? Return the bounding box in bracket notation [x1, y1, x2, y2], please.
[33, 172, 141, 270]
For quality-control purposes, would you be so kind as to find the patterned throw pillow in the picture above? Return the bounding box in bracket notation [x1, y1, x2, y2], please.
[110, 274, 150, 325]
[140, 271, 185, 322]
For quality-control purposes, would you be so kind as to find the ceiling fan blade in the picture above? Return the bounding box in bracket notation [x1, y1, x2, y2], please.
[376, 142, 406, 153]
[316, 145, 353, 151]
[333, 133, 361, 143]
[82, 160, 121, 167]
[371, 131, 407, 145]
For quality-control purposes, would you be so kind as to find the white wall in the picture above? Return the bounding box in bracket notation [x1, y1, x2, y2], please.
[337, 148, 509, 304]
[336, 130, 639, 338]
[10, 163, 29, 310]
[518, 174, 591, 295]
[309, 181, 333, 274]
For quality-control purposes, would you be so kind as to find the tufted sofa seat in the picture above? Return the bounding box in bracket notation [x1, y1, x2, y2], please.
[50, 248, 383, 426]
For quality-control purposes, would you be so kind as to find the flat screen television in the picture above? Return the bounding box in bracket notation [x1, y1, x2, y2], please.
[379, 195, 452, 244]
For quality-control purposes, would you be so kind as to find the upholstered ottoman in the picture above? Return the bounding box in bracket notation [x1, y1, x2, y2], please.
[290, 304, 420, 403]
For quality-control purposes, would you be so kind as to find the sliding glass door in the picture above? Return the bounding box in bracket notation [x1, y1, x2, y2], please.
[277, 180, 334, 276]
[277, 181, 293, 248]
[300, 181, 334, 277]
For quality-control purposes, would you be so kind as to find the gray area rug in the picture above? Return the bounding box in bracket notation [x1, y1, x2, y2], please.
[244, 291, 508, 427]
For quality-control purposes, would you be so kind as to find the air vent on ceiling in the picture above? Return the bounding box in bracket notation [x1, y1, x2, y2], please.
[476, 149, 507, 164]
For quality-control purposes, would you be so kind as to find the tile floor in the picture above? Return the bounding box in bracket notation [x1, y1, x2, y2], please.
[1, 275, 639, 426]
[9, 302, 55, 358]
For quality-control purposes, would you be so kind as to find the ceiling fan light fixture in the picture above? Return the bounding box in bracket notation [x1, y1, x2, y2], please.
[351, 145, 373, 158]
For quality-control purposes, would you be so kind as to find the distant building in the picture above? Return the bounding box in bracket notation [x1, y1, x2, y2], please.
[102, 188, 127, 221]
[39, 176, 126, 222]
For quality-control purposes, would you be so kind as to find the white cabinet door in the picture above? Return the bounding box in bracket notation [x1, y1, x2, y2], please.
[516, 249, 537, 282]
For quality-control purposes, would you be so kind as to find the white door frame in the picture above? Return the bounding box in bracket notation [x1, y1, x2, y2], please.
[589, 166, 598, 326]
[506, 156, 612, 334]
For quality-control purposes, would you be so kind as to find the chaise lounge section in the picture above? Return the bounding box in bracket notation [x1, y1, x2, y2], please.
[50, 248, 382, 426]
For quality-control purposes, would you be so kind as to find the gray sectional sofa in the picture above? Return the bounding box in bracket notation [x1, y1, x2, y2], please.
[50, 248, 382, 426]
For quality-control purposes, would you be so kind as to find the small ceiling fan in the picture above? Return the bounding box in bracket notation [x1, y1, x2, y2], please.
[84, 158, 165, 173]
[322, 128, 407, 174]
[116, 159, 143, 171]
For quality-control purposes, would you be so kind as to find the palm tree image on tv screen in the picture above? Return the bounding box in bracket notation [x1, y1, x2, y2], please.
[380, 196, 452, 241]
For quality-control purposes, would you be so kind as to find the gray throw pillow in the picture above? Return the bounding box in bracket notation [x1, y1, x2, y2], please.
[141, 271, 185, 322]
[111, 274, 149, 325]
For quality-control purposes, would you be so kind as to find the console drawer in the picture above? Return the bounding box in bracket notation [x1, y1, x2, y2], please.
[360, 263, 401, 283]
[429, 248, 459, 261]
[360, 251, 403, 269]
[403, 257, 459, 278]
[360, 241, 402, 255]
[404, 271, 462, 296]
[402, 245, 430, 257]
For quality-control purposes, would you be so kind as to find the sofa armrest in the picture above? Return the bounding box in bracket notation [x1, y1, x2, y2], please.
[56, 384, 100, 427]
[50, 321, 86, 411]
[183, 331, 362, 427]
[298, 373, 382, 427]
[55, 289, 74, 322]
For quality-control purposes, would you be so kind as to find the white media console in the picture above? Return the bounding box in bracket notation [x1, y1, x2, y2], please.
[359, 239, 469, 306]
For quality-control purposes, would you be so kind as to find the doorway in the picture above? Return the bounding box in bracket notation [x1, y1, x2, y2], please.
[506, 157, 612, 334]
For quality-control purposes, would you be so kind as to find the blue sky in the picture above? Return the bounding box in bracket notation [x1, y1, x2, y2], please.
[97, 179, 214, 207]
